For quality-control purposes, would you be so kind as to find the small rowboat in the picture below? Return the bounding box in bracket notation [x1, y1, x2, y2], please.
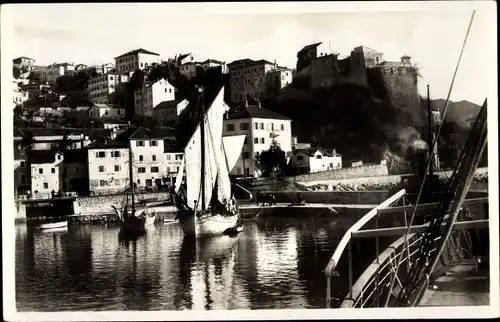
[39, 221, 68, 230]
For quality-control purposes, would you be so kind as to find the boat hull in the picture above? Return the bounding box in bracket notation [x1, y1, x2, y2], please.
[39, 221, 68, 230]
[178, 212, 239, 236]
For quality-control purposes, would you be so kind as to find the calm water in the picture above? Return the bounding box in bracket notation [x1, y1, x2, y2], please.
[16, 214, 369, 311]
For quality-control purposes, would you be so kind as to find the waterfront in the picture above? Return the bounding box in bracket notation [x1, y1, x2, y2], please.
[15, 212, 372, 311]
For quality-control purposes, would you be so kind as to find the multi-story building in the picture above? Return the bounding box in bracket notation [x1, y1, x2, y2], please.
[126, 127, 178, 189]
[264, 66, 293, 96]
[40, 63, 75, 85]
[13, 56, 35, 68]
[14, 128, 91, 151]
[296, 42, 331, 73]
[21, 83, 51, 100]
[201, 59, 228, 73]
[179, 61, 201, 79]
[223, 103, 292, 178]
[87, 140, 130, 195]
[134, 78, 176, 117]
[174, 53, 194, 68]
[227, 59, 276, 103]
[28, 150, 85, 198]
[114, 48, 160, 74]
[289, 147, 342, 174]
[88, 103, 126, 119]
[13, 87, 28, 108]
[87, 73, 129, 104]
[153, 98, 189, 125]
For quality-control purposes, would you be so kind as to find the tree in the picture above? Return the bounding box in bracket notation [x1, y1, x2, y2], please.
[257, 141, 288, 177]
[61, 110, 103, 128]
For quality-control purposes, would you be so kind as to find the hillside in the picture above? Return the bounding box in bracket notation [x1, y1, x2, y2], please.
[429, 99, 482, 124]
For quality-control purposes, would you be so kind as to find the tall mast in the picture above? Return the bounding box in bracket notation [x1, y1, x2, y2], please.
[427, 84, 433, 177]
[199, 86, 206, 211]
[128, 140, 135, 214]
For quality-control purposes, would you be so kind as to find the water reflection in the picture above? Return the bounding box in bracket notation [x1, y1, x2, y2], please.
[16, 213, 362, 311]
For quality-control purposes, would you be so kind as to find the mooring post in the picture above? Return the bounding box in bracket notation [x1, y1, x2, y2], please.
[348, 240, 353, 301]
[326, 275, 331, 308]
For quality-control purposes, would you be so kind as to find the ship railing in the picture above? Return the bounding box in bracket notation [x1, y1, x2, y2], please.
[335, 196, 489, 309]
[324, 188, 407, 308]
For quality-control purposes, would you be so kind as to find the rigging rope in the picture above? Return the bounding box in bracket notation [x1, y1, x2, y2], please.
[384, 10, 477, 307]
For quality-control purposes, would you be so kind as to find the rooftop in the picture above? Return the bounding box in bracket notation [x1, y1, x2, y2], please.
[294, 147, 341, 157]
[101, 118, 129, 124]
[226, 105, 291, 121]
[115, 126, 177, 141]
[94, 103, 123, 110]
[14, 56, 35, 62]
[298, 42, 323, 53]
[87, 140, 129, 150]
[227, 58, 274, 69]
[30, 150, 61, 164]
[177, 53, 192, 61]
[202, 59, 224, 65]
[115, 48, 160, 59]
[154, 99, 186, 110]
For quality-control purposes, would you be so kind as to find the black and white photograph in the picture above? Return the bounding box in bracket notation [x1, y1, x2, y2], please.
[2, 1, 498, 320]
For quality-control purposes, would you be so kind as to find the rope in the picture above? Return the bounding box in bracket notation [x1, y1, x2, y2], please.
[384, 10, 476, 307]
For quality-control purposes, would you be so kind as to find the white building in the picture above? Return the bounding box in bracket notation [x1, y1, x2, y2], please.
[152, 99, 189, 125]
[179, 62, 200, 79]
[88, 73, 129, 104]
[88, 103, 125, 119]
[40, 63, 75, 85]
[30, 151, 64, 197]
[174, 53, 194, 68]
[127, 127, 178, 189]
[114, 48, 160, 74]
[289, 147, 343, 174]
[201, 59, 227, 73]
[223, 104, 292, 178]
[134, 78, 176, 117]
[13, 88, 28, 108]
[265, 66, 293, 95]
[87, 140, 130, 195]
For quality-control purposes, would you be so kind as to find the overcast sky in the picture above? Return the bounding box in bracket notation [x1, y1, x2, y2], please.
[4, 1, 496, 105]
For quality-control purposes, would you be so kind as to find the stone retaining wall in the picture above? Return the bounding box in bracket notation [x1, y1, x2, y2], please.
[289, 164, 389, 183]
[257, 191, 389, 205]
[77, 192, 171, 216]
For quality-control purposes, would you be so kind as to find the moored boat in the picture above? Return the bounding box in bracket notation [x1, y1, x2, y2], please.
[172, 85, 246, 237]
[39, 221, 68, 230]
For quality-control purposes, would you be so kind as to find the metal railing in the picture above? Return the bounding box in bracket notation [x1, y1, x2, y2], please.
[342, 218, 488, 308]
[324, 189, 407, 307]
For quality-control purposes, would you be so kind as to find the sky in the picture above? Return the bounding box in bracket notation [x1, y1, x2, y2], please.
[4, 2, 497, 105]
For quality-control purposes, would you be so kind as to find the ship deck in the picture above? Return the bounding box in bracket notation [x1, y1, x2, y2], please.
[420, 260, 490, 307]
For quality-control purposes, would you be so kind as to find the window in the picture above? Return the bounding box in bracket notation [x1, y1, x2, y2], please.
[166, 154, 171, 161]
[51, 168, 55, 173]
[175, 154, 183, 160]
[254, 138, 259, 144]
[20, 161, 25, 168]
[64, 167, 68, 174]
[151, 167, 159, 173]
[137, 140, 144, 147]
[281, 124, 285, 131]
[243, 152, 250, 159]
[99, 166, 105, 172]
[271, 123, 274, 131]
[240, 122, 249, 130]
[114, 165, 120, 172]
[297, 155, 304, 161]
[43, 182, 48, 189]
[260, 138, 265, 144]
[57, 155, 62, 160]
[138, 167, 146, 173]
[165, 88, 168, 93]
[146, 179, 153, 187]
[139, 155, 144, 161]
[315, 154, 322, 159]
[99, 180, 106, 186]
[75, 166, 80, 173]
[152, 155, 156, 161]
[21, 174, 27, 185]
[260, 123, 264, 130]
[167, 167, 171, 172]
[226, 124, 235, 131]
[254, 122, 258, 130]
[244, 137, 248, 144]
[97, 151, 106, 158]
[113, 151, 121, 157]
[151, 140, 158, 146]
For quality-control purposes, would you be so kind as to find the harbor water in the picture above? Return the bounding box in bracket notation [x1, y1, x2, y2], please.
[15, 210, 382, 311]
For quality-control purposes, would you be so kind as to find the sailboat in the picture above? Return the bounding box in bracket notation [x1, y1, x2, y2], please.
[173, 85, 246, 237]
[112, 140, 157, 234]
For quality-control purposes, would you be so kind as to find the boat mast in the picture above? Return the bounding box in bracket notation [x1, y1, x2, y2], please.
[199, 86, 206, 211]
[427, 84, 433, 177]
[128, 140, 135, 214]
